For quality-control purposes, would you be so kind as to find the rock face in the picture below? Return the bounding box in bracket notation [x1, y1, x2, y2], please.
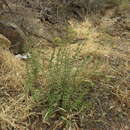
[0, 21, 26, 54]
[0, 34, 11, 49]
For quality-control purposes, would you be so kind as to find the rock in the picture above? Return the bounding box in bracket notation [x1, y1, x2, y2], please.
[0, 34, 11, 49]
[0, 21, 26, 54]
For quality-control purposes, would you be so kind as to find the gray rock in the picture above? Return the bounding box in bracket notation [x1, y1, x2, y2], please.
[0, 21, 26, 54]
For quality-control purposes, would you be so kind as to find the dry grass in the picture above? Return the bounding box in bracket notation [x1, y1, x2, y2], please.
[0, 5, 130, 129]
[31, 17, 130, 126]
[0, 95, 34, 129]
[0, 49, 31, 129]
[24, 18, 130, 129]
[0, 49, 25, 90]
[68, 19, 130, 107]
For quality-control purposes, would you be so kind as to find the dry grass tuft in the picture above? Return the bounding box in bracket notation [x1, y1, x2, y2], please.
[0, 49, 25, 90]
[0, 49, 34, 129]
[0, 95, 34, 129]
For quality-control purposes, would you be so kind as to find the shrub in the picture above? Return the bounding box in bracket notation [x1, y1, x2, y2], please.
[42, 46, 94, 121]
[25, 46, 93, 122]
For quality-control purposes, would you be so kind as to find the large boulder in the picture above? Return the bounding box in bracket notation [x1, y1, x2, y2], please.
[0, 21, 26, 54]
[0, 34, 11, 49]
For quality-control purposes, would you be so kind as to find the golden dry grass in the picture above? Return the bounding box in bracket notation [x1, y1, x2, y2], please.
[0, 49, 31, 129]
[0, 49, 25, 90]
